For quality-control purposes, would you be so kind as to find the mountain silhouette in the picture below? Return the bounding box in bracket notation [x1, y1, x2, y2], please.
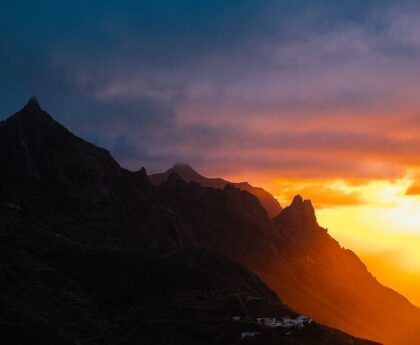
[2, 98, 418, 345]
[150, 163, 283, 218]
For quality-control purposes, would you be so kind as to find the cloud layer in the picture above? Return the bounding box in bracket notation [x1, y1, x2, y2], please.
[2, 0, 420, 195]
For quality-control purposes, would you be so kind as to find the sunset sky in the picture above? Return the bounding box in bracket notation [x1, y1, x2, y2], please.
[2, 1, 420, 305]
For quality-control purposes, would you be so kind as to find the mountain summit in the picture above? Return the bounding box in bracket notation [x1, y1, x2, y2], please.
[23, 96, 42, 111]
[11, 96, 53, 124]
[150, 163, 283, 218]
[0, 97, 120, 206]
[275, 194, 317, 229]
[168, 163, 206, 180]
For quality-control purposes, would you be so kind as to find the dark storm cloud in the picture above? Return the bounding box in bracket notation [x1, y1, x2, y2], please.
[2, 0, 420, 180]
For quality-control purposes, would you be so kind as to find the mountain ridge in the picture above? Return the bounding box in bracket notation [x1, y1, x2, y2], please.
[1, 98, 418, 344]
[150, 163, 283, 218]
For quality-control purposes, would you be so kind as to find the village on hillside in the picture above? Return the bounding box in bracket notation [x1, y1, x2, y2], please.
[228, 295, 312, 340]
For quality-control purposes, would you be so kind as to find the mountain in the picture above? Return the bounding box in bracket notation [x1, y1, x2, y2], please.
[0, 98, 381, 345]
[157, 177, 420, 345]
[0, 98, 416, 345]
[150, 163, 283, 218]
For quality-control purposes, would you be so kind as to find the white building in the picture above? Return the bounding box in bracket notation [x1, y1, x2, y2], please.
[281, 315, 312, 328]
[241, 331, 260, 339]
[256, 317, 282, 327]
[256, 315, 312, 328]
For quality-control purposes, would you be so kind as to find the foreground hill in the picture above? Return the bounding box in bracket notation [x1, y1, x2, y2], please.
[0, 98, 416, 344]
[1, 200, 377, 345]
[150, 163, 282, 218]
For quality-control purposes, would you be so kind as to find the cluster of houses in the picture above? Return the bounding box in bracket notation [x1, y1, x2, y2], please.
[232, 295, 312, 340]
[236, 314, 312, 339]
[256, 315, 312, 328]
[240, 331, 260, 339]
[234, 314, 311, 328]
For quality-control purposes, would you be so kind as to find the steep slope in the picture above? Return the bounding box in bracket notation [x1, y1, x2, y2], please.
[0, 99, 379, 345]
[150, 163, 282, 218]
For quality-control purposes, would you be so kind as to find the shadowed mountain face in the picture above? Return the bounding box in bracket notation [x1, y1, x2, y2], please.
[150, 164, 283, 218]
[0, 99, 416, 345]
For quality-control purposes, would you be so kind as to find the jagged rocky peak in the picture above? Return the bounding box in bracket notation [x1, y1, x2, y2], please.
[274, 194, 318, 229]
[10, 96, 55, 126]
[24, 96, 42, 111]
[291, 194, 304, 206]
[0, 98, 122, 202]
[291, 194, 315, 211]
[20, 96, 45, 117]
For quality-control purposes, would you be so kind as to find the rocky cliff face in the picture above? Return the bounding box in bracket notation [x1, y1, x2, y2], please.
[1, 99, 415, 345]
